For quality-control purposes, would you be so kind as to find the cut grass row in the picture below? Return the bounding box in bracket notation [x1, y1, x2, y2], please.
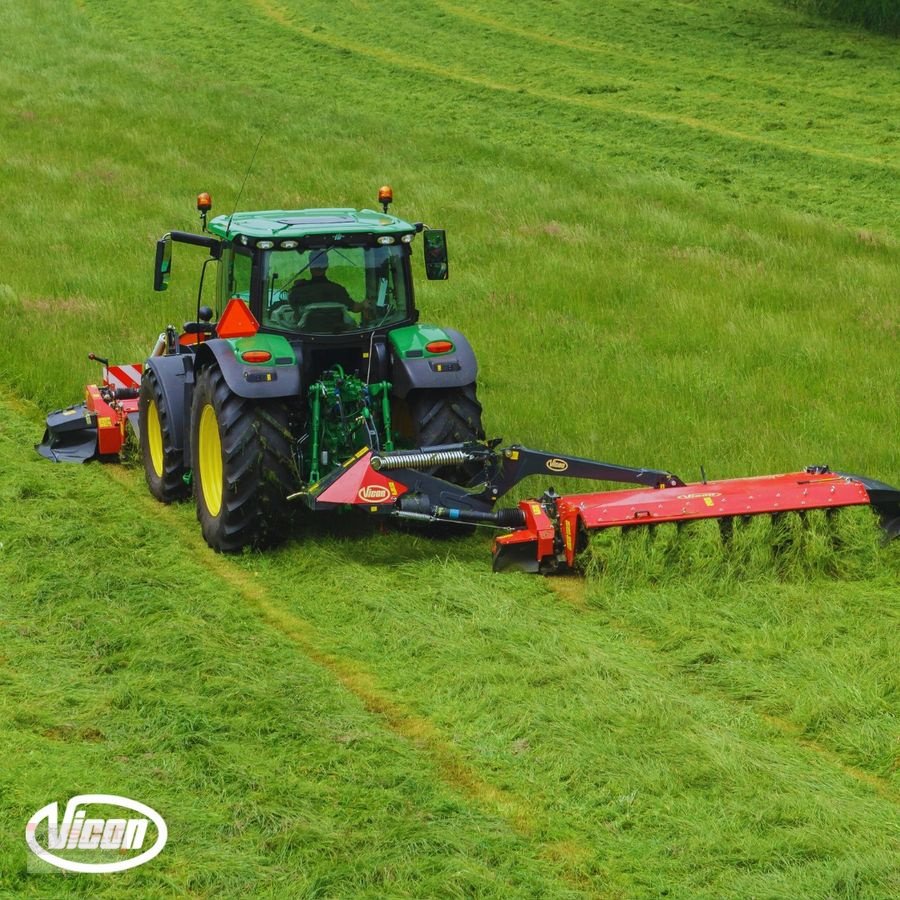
[3, 394, 899, 896]
[0, 397, 574, 897]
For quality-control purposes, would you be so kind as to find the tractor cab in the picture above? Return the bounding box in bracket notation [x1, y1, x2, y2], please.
[244, 241, 412, 336]
[154, 189, 449, 347]
[210, 208, 422, 341]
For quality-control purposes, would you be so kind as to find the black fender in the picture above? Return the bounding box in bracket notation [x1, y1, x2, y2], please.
[143, 354, 193, 458]
[390, 327, 478, 399]
[192, 339, 302, 400]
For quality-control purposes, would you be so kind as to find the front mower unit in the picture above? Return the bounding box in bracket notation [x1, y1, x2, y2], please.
[37, 362, 143, 462]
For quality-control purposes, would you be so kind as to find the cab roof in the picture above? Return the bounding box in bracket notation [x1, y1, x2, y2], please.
[208, 208, 417, 240]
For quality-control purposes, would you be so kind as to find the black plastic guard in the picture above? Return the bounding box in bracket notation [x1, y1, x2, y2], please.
[195, 339, 302, 401]
[846, 473, 900, 540]
[390, 327, 478, 399]
[36, 404, 98, 463]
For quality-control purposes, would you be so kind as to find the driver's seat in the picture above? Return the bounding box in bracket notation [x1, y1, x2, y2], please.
[296, 302, 356, 332]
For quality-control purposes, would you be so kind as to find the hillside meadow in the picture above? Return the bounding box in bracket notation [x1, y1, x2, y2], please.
[0, 0, 897, 896]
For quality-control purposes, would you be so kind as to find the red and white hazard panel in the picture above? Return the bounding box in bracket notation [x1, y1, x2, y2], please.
[104, 364, 143, 390]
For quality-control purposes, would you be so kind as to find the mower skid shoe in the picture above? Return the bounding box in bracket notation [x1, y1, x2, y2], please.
[492, 539, 541, 574]
[36, 404, 99, 463]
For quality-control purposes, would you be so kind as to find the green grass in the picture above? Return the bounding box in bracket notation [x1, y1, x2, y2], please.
[0, 399, 574, 897]
[1, 0, 898, 896]
[1, 0, 897, 481]
[585, 506, 900, 587]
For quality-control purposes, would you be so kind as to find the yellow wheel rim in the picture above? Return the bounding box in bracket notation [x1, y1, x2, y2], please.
[147, 399, 164, 478]
[198, 404, 223, 517]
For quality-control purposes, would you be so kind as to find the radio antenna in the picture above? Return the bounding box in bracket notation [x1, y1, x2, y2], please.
[225, 133, 264, 237]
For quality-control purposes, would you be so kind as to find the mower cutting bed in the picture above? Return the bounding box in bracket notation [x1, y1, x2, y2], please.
[492, 469, 900, 574]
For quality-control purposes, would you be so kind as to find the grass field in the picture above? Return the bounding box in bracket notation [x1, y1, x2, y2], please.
[1, 0, 898, 896]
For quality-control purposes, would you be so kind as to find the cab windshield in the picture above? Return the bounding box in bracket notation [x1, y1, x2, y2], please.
[261, 244, 411, 334]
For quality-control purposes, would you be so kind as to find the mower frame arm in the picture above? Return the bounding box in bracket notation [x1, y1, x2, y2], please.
[482, 446, 685, 498]
[300, 441, 685, 525]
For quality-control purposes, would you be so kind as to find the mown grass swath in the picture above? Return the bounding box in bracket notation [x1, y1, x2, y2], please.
[1, 0, 898, 896]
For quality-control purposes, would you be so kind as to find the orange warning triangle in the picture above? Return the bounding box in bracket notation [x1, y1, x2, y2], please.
[216, 297, 260, 338]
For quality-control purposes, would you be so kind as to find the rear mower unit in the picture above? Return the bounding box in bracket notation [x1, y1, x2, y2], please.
[290, 441, 900, 573]
[38, 189, 900, 573]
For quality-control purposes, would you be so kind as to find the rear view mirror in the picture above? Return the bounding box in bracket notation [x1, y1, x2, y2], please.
[423, 230, 449, 280]
[154, 236, 172, 292]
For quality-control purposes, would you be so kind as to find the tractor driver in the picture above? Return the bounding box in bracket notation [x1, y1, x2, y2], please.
[288, 250, 363, 314]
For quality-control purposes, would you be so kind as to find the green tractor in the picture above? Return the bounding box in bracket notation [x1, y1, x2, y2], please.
[143, 188, 484, 551]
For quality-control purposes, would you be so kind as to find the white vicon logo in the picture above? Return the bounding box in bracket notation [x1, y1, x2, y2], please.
[357, 484, 392, 503]
[26, 794, 167, 874]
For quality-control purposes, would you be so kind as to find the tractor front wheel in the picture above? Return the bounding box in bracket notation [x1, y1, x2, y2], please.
[139, 367, 188, 503]
[191, 365, 296, 552]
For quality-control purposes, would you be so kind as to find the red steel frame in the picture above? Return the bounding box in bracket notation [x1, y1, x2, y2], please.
[496, 470, 872, 568]
[84, 365, 142, 456]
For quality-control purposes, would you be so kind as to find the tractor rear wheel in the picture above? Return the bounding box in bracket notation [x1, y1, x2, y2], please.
[139, 367, 188, 503]
[402, 385, 486, 537]
[408, 385, 485, 480]
[191, 365, 297, 552]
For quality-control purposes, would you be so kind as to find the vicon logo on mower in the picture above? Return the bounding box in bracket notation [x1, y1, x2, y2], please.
[26, 794, 167, 874]
[357, 484, 392, 503]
